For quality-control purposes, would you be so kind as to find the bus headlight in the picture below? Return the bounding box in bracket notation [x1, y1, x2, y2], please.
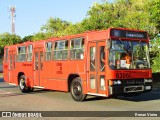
[113, 81, 118, 85]
[144, 79, 152, 83]
[113, 80, 121, 85]
[117, 80, 121, 85]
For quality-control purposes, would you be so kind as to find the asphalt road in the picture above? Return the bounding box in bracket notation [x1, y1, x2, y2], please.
[0, 77, 160, 120]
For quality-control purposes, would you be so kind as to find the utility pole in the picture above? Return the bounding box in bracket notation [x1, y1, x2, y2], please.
[9, 6, 16, 35]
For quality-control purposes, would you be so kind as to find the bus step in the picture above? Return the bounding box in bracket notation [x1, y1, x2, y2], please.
[9, 83, 17, 86]
[33, 86, 44, 89]
[87, 93, 106, 97]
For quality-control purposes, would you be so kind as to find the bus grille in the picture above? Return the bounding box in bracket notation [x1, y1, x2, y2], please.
[124, 86, 144, 93]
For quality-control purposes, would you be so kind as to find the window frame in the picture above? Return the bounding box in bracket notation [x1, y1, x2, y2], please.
[17, 46, 26, 62]
[45, 42, 52, 61]
[70, 37, 85, 60]
[53, 40, 68, 61]
[4, 48, 8, 63]
[27, 44, 33, 62]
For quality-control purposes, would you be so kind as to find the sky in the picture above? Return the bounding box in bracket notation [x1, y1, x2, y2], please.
[0, 0, 113, 38]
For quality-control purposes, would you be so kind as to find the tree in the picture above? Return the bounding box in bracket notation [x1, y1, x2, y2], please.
[60, 23, 85, 36]
[81, 2, 113, 31]
[150, 35, 160, 72]
[80, 0, 158, 38]
[41, 17, 71, 37]
[32, 32, 47, 41]
[0, 33, 21, 58]
[22, 35, 33, 42]
[147, 0, 160, 72]
[147, 0, 160, 36]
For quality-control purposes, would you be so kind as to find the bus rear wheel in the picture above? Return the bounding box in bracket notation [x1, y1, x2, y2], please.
[70, 77, 87, 101]
[19, 75, 30, 93]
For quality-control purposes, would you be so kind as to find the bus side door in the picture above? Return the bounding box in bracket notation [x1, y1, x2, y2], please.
[33, 48, 44, 86]
[9, 51, 16, 83]
[3, 48, 9, 82]
[88, 41, 106, 95]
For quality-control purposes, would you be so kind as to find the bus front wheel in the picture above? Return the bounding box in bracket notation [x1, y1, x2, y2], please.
[70, 77, 87, 101]
[19, 75, 30, 93]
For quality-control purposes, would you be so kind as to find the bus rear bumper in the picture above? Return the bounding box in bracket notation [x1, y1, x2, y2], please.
[109, 85, 152, 96]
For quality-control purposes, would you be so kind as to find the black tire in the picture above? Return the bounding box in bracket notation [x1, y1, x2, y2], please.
[70, 77, 87, 101]
[19, 75, 30, 93]
[28, 87, 34, 92]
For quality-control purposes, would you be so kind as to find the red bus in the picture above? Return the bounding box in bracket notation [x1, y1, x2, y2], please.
[3, 28, 152, 101]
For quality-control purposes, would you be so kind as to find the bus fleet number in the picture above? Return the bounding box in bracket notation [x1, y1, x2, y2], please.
[56, 62, 63, 74]
[116, 73, 130, 79]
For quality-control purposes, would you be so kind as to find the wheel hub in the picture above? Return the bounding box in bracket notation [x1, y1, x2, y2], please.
[73, 84, 81, 95]
[20, 79, 25, 89]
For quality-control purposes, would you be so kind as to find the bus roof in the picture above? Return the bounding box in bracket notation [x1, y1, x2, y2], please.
[4, 28, 149, 49]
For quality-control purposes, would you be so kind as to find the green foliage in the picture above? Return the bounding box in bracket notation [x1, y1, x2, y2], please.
[32, 32, 48, 41]
[81, 0, 158, 37]
[81, 2, 112, 30]
[150, 35, 160, 72]
[151, 54, 160, 72]
[148, 0, 160, 34]
[0, 33, 21, 55]
[60, 23, 85, 36]
[22, 35, 33, 42]
[41, 17, 71, 37]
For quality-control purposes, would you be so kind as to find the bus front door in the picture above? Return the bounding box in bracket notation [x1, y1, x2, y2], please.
[88, 42, 106, 95]
[34, 48, 43, 87]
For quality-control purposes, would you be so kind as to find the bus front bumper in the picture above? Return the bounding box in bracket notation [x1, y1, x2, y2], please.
[109, 85, 152, 96]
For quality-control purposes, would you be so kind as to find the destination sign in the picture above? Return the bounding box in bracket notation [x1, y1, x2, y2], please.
[110, 29, 148, 39]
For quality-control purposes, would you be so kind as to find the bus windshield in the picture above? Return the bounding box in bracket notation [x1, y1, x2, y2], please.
[108, 40, 150, 69]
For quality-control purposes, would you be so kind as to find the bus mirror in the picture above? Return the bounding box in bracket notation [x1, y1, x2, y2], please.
[106, 39, 111, 49]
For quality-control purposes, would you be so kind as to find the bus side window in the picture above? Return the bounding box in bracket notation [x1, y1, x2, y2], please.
[40, 52, 43, 70]
[27, 45, 33, 61]
[45, 42, 52, 61]
[70, 38, 85, 60]
[35, 52, 38, 70]
[10, 54, 12, 69]
[4, 48, 8, 63]
[90, 47, 95, 71]
[17, 46, 26, 62]
[53, 40, 68, 60]
[100, 46, 105, 71]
